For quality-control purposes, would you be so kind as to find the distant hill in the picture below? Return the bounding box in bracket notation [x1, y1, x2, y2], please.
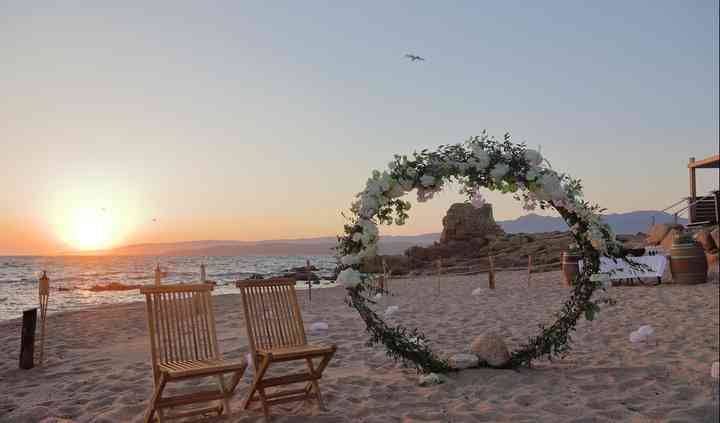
[101, 211, 682, 256]
[497, 210, 687, 234]
[105, 234, 440, 256]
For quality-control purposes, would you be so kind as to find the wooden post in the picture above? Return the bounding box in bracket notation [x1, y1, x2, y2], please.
[154, 263, 162, 287]
[689, 157, 696, 223]
[38, 271, 50, 365]
[488, 255, 495, 290]
[527, 256, 533, 287]
[306, 260, 312, 305]
[435, 259, 442, 294]
[382, 259, 389, 295]
[20, 308, 37, 369]
[200, 263, 206, 283]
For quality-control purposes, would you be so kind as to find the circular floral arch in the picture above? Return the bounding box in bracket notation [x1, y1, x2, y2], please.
[336, 131, 630, 374]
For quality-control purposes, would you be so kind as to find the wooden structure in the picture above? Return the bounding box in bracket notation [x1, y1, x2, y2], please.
[688, 155, 719, 225]
[140, 284, 247, 423]
[38, 271, 50, 365]
[236, 278, 336, 421]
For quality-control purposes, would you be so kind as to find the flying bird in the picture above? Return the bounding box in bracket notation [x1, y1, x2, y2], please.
[404, 54, 425, 62]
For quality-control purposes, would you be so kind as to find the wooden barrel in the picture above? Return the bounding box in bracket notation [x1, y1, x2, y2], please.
[561, 252, 581, 287]
[670, 241, 707, 284]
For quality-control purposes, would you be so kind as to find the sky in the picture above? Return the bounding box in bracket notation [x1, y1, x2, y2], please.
[1, 1, 718, 255]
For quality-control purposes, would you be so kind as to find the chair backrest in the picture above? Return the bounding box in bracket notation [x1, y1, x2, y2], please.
[141, 284, 220, 381]
[236, 278, 307, 356]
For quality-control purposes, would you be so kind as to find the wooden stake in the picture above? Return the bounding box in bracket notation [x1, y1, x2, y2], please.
[527, 256, 533, 288]
[38, 271, 49, 365]
[381, 259, 389, 295]
[20, 308, 37, 369]
[306, 260, 312, 305]
[488, 256, 495, 290]
[435, 259, 442, 294]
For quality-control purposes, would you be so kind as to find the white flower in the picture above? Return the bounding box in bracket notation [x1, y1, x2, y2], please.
[420, 174, 435, 187]
[337, 268, 363, 289]
[341, 254, 361, 266]
[387, 181, 406, 199]
[524, 149, 543, 166]
[490, 163, 510, 182]
[472, 147, 491, 169]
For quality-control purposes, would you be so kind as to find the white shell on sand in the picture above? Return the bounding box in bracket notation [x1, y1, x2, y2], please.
[384, 305, 399, 316]
[418, 372, 446, 386]
[470, 334, 510, 367]
[471, 287, 483, 296]
[629, 331, 644, 343]
[449, 353, 479, 369]
[712, 361, 719, 379]
[310, 322, 329, 332]
[637, 325, 654, 337]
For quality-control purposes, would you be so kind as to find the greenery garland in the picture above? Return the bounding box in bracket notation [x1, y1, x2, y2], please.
[336, 131, 631, 374]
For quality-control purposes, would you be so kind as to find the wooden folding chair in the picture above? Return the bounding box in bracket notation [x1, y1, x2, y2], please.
[236, 278, 336, 421]
[140, 284, 247, 423]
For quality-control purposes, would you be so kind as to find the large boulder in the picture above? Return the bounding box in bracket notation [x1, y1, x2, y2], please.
[647, 223, 684, 246]
[440, 203, 504, 244]
[470, 334, 510, 367]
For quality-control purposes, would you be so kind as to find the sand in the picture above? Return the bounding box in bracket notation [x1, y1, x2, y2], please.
[1, 271, 718, 422]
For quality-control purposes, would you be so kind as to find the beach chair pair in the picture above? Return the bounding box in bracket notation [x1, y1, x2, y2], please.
[140, 279, 336, 422]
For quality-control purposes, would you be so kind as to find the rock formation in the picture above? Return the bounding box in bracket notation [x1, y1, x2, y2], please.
[440, 203, 504, 244]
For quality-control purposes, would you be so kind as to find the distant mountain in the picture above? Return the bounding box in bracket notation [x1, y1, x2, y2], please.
[497, 210, 687, 234]
[105, 234, 439, 256]
[101, 211, 682, 256]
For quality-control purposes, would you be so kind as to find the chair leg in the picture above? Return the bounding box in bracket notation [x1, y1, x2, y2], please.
[304, 358, 325, 410]
[243, 355, 270, 410]
[258, 387, 270, 421]
[143, 374, 167, 423]
[216, 374, 232, 415]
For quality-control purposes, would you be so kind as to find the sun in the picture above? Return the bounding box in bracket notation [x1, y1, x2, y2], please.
[60, 208, 116, 251]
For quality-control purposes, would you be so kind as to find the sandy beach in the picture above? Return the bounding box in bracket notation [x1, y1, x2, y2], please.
[1, 271, 718, 422]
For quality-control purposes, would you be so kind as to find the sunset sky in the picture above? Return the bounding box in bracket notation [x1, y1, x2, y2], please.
[1, 1, 718, 255]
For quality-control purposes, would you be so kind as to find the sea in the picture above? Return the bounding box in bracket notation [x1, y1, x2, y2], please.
[0, 255, 338, 321]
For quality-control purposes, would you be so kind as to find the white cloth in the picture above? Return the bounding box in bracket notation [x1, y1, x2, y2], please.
[580, 255, 667, 280]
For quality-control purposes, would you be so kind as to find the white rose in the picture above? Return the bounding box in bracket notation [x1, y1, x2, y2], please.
[524, 149, 543, 166]
[379, 172, 392, 192]
[420, 174, 435, 187]
[387, 182, 405, 199]
[472, 148, 491, 169]
[490, 163, 510, 182]
[337, 268, 363, 289]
